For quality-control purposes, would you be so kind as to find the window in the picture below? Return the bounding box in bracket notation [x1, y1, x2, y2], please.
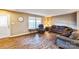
[28, 16, 42, 29]
[28, 16, 36, 29]
[0, 15, 10, 38]
[0, 15, 8, 27]
[36, 17, 42, 28]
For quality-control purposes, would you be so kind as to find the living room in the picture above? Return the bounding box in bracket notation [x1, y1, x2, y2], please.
[0, 9, 79, 49]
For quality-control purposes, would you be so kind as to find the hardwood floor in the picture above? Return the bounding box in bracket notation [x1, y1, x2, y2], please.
[0, 32, 58, 49]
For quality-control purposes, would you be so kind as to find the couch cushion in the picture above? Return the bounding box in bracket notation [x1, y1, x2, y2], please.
[69, 31, 79, 40]
[61, 27, 73, 37]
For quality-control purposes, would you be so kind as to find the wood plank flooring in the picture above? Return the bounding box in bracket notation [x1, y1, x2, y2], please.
[0, 32, 58, 49]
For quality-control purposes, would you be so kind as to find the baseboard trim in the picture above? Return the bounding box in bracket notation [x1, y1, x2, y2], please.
[0, 31, 37, 39]
[9, 31, 37, 38]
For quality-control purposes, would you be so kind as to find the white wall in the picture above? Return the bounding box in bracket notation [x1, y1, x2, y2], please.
[53, 13, 77, 29]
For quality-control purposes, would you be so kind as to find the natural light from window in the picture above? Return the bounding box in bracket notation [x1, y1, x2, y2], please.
[28, 16, 42, 29]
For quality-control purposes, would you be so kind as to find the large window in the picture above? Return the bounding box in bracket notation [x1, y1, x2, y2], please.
[36, 17, 42, 28]
[0, 15, 8, 27]
[28, 16, 42, 29]
[28, 16, 36, 29]
[0, 15, 10, 38]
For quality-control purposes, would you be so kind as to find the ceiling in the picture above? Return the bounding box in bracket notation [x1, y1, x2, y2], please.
[10, 9, 78, 16]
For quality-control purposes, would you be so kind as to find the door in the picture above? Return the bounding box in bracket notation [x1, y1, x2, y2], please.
[0, 15, 10, 38]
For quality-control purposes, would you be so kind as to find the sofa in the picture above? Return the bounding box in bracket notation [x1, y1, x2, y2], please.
[49, 25, 74, 37]
[56, 35, 79, 49]
[48, 25, 79, 49]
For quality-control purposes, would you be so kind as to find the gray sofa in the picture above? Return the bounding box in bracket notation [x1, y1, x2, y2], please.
[56, 35, 79, 49]
[49, 25, 74, 37]
[48, 25, 79, 49]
